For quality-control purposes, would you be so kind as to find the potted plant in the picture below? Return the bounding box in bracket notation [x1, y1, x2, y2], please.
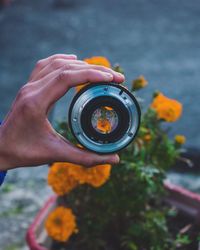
[27, 56, 200, 250]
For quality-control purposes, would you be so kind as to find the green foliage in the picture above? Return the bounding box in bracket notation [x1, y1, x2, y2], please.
[175, 234, 191, 248]
[1, 183, 14, 193]
[0, 206, 24, 218]
[197, 234, 200, 242]
[55, 76, 188, 250]
[4, 245, 23, 250]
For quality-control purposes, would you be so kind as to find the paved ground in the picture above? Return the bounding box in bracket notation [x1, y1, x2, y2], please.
[0, 0, 200, 249]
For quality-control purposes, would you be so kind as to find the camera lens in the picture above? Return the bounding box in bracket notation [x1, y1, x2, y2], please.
[69, 83, 141, 154]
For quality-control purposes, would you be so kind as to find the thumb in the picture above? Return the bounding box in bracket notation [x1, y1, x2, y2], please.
[51, 137, 120, 167]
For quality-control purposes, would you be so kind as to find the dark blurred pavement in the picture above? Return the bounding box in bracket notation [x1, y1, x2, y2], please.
[0, 0, 199, 146]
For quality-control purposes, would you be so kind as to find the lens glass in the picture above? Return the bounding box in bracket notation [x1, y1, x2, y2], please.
[91, 106, 119, 134]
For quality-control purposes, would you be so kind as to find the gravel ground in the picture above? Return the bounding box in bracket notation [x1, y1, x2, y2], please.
[0, 0, 200, 249]
[0, 166, 52, 250]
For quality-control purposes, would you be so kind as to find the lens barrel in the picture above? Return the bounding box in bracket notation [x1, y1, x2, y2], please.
[68, 83, 141, 154]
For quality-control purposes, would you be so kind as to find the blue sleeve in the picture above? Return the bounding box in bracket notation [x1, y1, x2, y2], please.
[0, 171, 7, 186]
[0, 122, 7, 186]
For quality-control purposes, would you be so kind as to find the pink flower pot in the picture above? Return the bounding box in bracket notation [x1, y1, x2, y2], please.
[164, 181, 200, 219]
[26, 184, 200, 250]
[26, 195, 57, 250]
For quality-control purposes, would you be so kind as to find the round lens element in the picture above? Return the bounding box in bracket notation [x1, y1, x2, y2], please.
[91, 106, 119, 134]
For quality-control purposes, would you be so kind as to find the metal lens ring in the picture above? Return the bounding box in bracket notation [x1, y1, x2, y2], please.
[80, 96, 130, 144]
[68, 83, 141, 154]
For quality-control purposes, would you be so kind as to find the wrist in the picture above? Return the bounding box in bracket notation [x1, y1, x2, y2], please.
[0, 124, 13, 171]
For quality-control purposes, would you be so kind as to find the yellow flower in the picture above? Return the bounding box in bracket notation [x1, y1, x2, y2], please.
[132, 75, 148, 91]
[151, 93, 182, 122]
[45, 206, 78, 242]
[85, 164, 112, 188]
[174, 135, 186, 145]
[48, 162, 86, 195]
[76, 56, 111, 92]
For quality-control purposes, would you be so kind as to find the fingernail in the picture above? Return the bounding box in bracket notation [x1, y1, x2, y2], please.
[117, 72, 125, 79]
[106, 154, 120, 164]
[104, 73, 113, 81]
[112, 154, 120, 164]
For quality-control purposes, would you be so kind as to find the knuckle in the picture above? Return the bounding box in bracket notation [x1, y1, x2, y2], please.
[51, 54, 61, 60]
[20, 97, 40, 117]
[57, 71, 68, 82]
[63, 64, 71, 70]
[95, 65, 107, 71]
[17, 86, 40, 116]
[51, 54, 68, 61]
[51, 59, 62, 69]
[17, 85, 30, 99]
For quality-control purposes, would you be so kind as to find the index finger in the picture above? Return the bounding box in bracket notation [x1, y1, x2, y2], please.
[40, 68, 114, 109]
[29, 54, 78, 81]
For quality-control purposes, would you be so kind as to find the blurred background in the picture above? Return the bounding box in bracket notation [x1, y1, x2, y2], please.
[0, 0, 199, 249]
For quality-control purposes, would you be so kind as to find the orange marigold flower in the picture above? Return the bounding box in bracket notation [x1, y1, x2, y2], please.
[151, 93, 182, 122]
[76, 56, 111, 92]
[132, 75, 148, 91]
[144, 134, 152, 142]
[85, 164, 112, 187]
[174, 135, 186, 145]
[45, 206, 78, 242]
[104, 106, 113, 111]
[48, 162, 112, 193]
[48, 162, 86, 195]
[97, 118, 112, 134]
[75, 83, 88, 93]
[84, 56, 111, 68]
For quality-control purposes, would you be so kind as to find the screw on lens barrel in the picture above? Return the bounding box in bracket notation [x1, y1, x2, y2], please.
[68, 83, 141, 154]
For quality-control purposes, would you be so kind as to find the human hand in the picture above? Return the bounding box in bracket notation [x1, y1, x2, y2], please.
[0, 54, 125, 170]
